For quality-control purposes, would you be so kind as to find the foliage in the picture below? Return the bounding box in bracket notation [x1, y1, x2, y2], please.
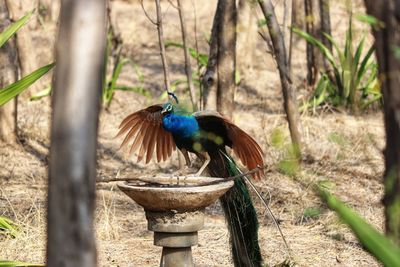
[0, 216, 18, 238]
[0, 11, 33, 48]
[102, 57, 151, 107]
[0, 64, 55, 106]
[0, 261, 44, 267]
[269, 127, 300, 176]
[318, 187, 400, 266]
[293, 15, 381, 112]
[102, 30, 151, 108]
[0, 11, 54, 107]
[0, 217, 43, 267]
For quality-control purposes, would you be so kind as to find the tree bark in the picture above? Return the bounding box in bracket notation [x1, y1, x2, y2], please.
[288, 0, 304, 77]
[319, 0, 331, 51]
[202, 0, 236, 118]
[304, 0, 323, 87]
[258, 0, 303, 154]
[46, 0, 106, 266]
[5, 0, 42, 95]
[236, 0, 257, 72]
[364, 0, 400, 244]
[0, 0, 19, 143]
[177, 0, 198, 111]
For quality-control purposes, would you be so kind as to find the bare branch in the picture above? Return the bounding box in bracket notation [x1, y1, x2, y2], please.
[155, 0, 172, 95]
[177, 0, 198, 110]
[140, 0, 157, 25]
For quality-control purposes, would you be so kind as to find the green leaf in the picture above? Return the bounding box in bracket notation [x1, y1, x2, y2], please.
[357, 45, 375, 86]
[0, 11, 33, 48]
[354, 14, 380, 26]
[0, 63, 55, 106]
[318, 188, 400, 267]
[0, 216, 18, 238]
[0, 261, 44, 267]
[292, 27, 337, 69]
[29, 86, 52, 101]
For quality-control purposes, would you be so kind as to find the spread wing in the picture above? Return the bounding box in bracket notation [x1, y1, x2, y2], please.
[116, 104, 176, 163]
[194, 111, 264, 179]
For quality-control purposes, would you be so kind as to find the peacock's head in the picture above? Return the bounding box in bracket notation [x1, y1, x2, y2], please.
[161, 103, 174, 115]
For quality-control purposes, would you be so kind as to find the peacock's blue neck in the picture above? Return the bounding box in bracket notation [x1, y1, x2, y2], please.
[162, 113, 199, 137]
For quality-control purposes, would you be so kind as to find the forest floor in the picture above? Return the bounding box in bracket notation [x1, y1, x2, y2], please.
[0, 0, 385, 266]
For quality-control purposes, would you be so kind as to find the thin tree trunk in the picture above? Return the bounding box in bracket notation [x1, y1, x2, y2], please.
[46, 0, 106, 265]
[216, 0, 236, 118]
[177, 0, 198, 111]
[237, 0, 257, 72]
[155, 0, 171, 94]
[0, 0, 19, 143]
[5, 0, 42, 95]
[365, 0, 400, 244]
[319, 0, 331, 51]
[304, 0, 322, 87]
[258, 0, 302, 155]
[318, 0, 335, 83]
[202, 0, 236, 118]
[288, 0, 304, 77]
[201, 3, 220, 111]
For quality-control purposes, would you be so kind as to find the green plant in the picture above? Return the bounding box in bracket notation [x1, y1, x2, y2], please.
[101, 29, 151, 108]
[318, 187, 400, 266]
[0, 216, 18, 238]
[0, 217, 43, 266]
[0, 11, 54, 106]
[0, 261, 44, 267]
[293, 15, 381, 112]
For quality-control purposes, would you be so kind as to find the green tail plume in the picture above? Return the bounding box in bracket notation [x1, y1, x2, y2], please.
[208, 150, 262, 267]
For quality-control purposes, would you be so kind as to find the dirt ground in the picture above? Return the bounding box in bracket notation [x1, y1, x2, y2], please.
[0, 0, 385, 266]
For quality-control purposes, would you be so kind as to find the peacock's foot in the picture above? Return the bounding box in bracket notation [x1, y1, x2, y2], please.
[177, 165, 199, 177]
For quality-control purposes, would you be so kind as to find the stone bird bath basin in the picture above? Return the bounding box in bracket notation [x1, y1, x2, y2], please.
[118, 176, 233, 267]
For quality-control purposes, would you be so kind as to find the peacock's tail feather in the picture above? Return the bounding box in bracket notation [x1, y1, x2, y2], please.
[208, 150, 262, 267]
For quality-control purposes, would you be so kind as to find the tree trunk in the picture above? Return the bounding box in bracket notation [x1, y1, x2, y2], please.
[318, 0, 335, 83]
[5, 0, 42, 95]
[236, 0, 257, 73]
[258, 0, 303, 155]
[0, 0, 19, 143]
[304, 0, 323, 87]
[202, 0, 236, 118]
[289, 0, 305, 80]
[364, 0, 400, 244]
[319, 0, 331, 51]
[46, 0, 106, 266]
[39, 0, 61, 22]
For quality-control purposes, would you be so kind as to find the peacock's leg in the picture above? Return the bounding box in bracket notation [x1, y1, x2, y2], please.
[194, 153, 210, 176]
[181, 149, 192, 167]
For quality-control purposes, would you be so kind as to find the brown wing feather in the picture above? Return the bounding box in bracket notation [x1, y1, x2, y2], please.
[227, 123, 264, 179]
[195, 111, 264, 179]
[116, 104, 176, 163]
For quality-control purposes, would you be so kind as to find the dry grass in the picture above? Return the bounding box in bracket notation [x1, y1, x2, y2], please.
[0, 0, 385, 266]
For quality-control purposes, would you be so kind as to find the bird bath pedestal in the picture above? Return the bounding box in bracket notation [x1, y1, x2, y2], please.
[118, 176, 233, 267]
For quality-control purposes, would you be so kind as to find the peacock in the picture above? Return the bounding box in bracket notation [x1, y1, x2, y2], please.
[117, 101, 264, 267]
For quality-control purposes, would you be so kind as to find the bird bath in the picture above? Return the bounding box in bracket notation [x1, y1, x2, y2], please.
[118, 176, 234, 267]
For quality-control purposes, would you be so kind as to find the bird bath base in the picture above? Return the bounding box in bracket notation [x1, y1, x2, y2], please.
[118, 176, 233, 267]
[147, 210, 204, 267]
